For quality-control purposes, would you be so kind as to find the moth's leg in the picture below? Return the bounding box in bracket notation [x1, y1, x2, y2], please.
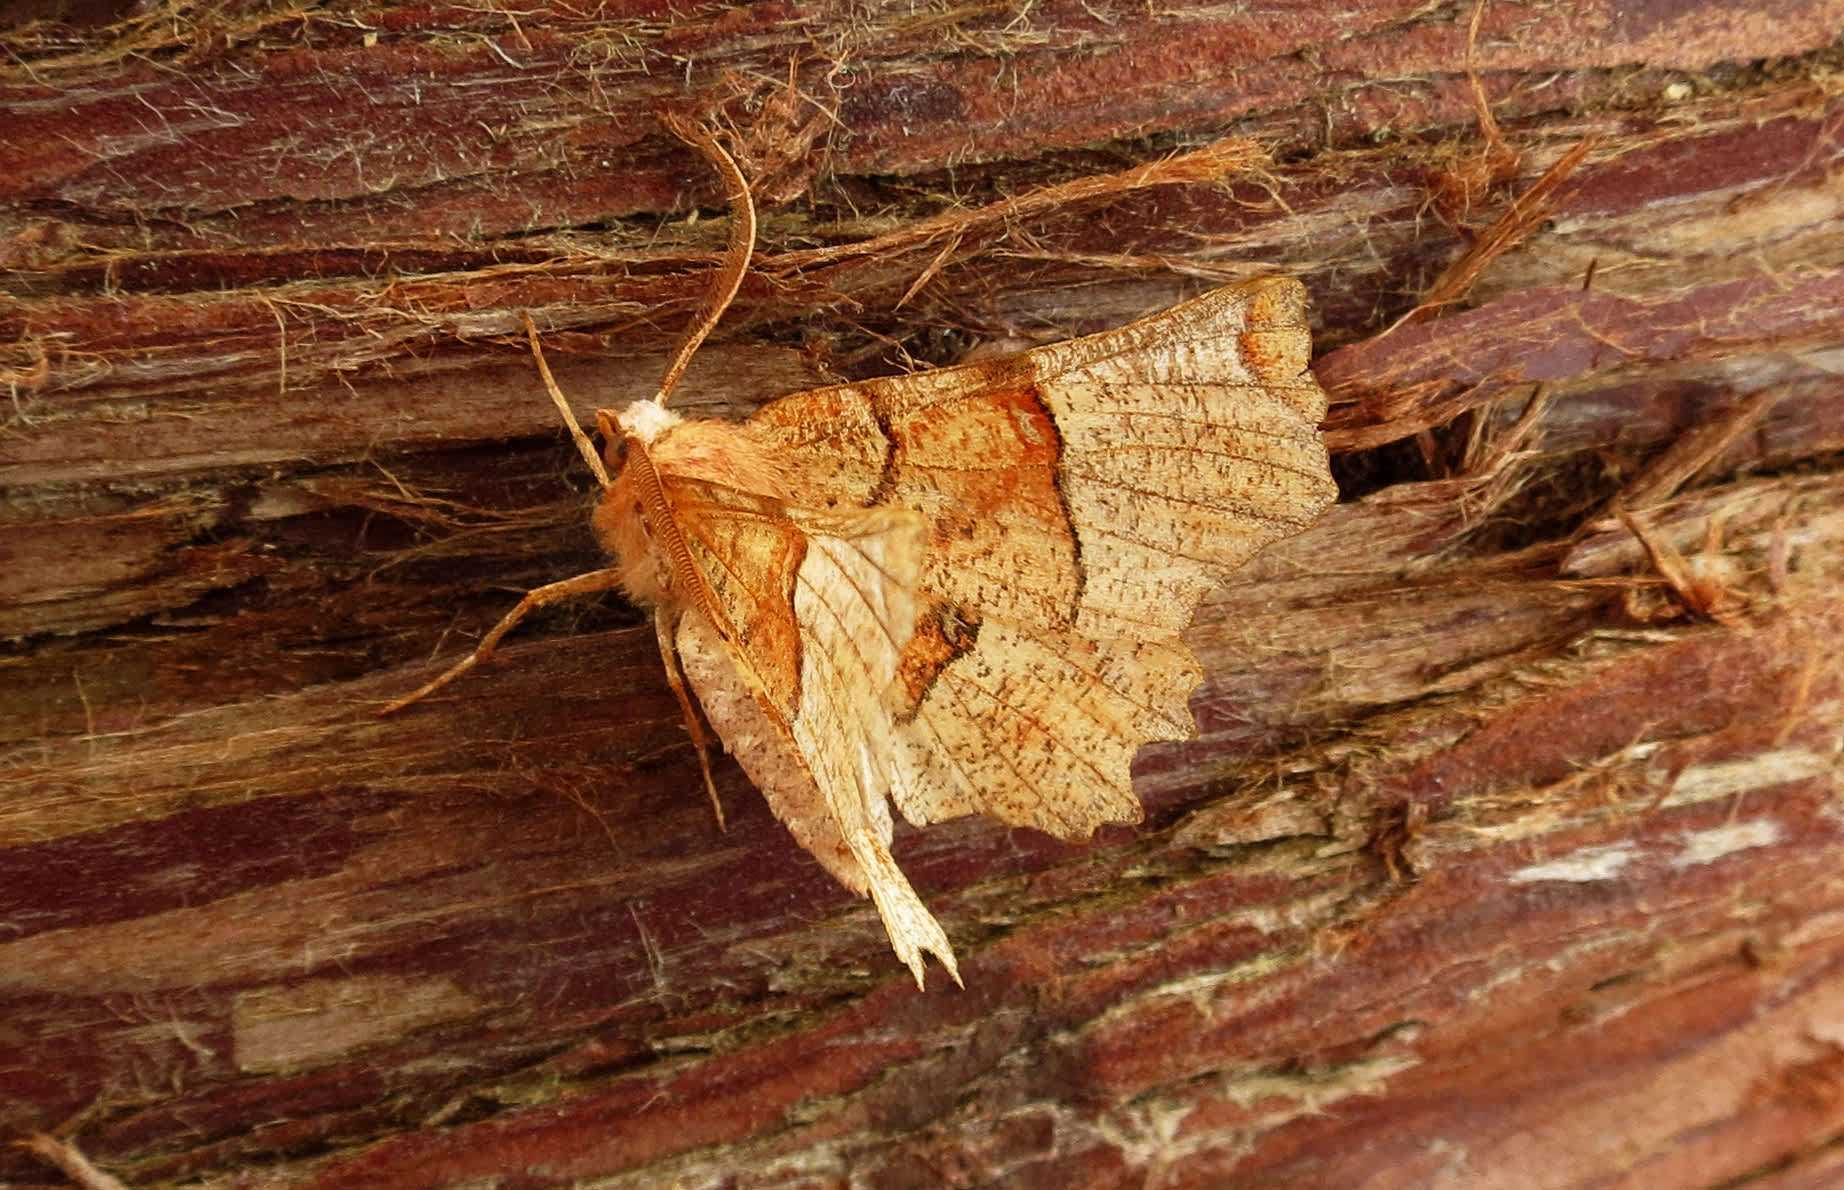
[652, 609, 727, 831]
[379, 567, 628, 715]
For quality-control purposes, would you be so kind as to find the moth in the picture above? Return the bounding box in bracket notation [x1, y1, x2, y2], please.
[387, 124, 1337, 987]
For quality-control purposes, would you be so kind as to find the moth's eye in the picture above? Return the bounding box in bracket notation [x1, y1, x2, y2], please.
[605, 436, 630, 470]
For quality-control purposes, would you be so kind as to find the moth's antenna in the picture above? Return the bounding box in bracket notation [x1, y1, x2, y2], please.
[654, 112, 756, 409]
[523, 311, 611, 489]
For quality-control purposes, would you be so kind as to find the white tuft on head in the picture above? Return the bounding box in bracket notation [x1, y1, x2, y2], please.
[615, 399, 681, 444]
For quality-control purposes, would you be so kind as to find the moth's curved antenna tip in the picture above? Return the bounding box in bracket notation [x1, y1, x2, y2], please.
[655, 115, 757, 410]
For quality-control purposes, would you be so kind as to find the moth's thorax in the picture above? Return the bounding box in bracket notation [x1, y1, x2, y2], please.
[591, 406, 792, 609]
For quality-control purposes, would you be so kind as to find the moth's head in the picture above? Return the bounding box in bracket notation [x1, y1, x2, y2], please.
[595, 399, 681, 478]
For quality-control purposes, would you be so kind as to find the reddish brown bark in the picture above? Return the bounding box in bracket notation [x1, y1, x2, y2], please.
[4, 2, 1843, 1187]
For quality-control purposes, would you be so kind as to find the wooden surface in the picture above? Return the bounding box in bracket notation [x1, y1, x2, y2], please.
[4, 2, 1844, 1187]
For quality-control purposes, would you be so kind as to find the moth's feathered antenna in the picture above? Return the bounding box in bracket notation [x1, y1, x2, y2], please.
[517, 114, 753, 490]
[523, 311, 610, 488]
[654, 112, 757, 409]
